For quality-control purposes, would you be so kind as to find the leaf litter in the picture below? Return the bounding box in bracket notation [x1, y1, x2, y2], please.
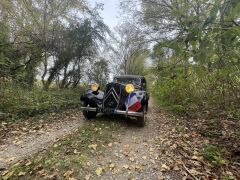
[1, 100, 239, 179]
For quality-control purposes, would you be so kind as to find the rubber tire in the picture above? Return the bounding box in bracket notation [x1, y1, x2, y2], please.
[137, 105, 146, 127]
[82, 102, 97, 120]
[83, 110, 97, 120]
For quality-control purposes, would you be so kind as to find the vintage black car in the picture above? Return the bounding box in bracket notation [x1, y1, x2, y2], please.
[80, 75, 149, 127]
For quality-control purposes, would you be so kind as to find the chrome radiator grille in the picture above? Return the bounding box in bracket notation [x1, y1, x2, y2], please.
[103, 83, 121, 110]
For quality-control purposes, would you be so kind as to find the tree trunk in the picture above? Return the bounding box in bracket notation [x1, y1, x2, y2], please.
[42, 0, 48, 88]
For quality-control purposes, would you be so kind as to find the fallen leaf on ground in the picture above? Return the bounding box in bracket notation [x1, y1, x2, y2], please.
[63, 170, 73, 178]
[189, 168, 201, 176]
[170, 144, 177, 149]
[85, 174, 91, 180]
[122, 164, 130, 170]
[2, 170, 15, 180]
[173, 165, 180, 171]
[95, 167, 103, 176]
[150, 159, 156, 164]
[13, 140, 22, 145]
[46, 172, 58, 179]
[143, 143, 148, 146]
[69, 178, 76, 180]
[5, 157, 16, 162]
[73, 149, 78, 154]
[88, 144, 97, 151]
[133, 164, 143, 172]
[142, 156, 147, 160]
[161, 164, 170, 172]
[109, 163, 115, 170]
[37, 169, 47, 176]
[129, 157, 135, 162]
[122, 151, 129, 156]
[18, 171, 26, 176]
[25, 161, 32, 166]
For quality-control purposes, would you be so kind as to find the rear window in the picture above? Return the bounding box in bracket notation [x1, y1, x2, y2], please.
[114, 77, 141, 86]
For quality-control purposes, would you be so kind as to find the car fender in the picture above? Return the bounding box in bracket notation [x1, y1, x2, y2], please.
[80, 89, 104, 107]
[134, 90, 148, 105]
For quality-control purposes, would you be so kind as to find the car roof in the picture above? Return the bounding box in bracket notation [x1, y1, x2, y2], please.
[114, 75, 145, 79]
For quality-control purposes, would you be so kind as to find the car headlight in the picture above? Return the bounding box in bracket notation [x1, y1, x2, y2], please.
[91, 83, 99, 92]
[125, 84, 134, 93]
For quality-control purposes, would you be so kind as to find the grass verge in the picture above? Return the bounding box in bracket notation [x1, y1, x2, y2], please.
[200, 144, 225, 167]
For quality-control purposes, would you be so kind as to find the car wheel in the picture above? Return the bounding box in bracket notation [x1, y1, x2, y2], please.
[83, 102, 97, 120]
[137, 105, 146, 127]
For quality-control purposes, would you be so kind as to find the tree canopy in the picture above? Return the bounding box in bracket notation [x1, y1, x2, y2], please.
[120, 0, 240, 118]
[0, 0, 109, 89]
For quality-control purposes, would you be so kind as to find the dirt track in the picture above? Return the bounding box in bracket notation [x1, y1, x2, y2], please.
[0, 110, 84, 170]
[1, 100, 182, 179]
[82, 99, 181, 179]
[1, 102, 240, 179]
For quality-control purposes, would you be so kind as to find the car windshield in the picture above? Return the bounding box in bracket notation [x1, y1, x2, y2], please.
[114, 77, 141, 86]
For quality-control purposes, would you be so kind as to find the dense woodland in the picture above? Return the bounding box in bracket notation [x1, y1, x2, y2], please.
[1, 0, 239, 119]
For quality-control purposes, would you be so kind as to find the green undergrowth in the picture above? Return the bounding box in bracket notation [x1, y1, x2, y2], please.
[200, 144, 225, 167]
[150, 68, 240, 120]
[0, 85, 83, 120]
[2, 118, 122, 179]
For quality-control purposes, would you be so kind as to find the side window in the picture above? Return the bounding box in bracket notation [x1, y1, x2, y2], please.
[142, 79, 147, 90]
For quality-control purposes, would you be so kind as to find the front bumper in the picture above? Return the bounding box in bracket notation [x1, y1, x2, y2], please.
[80, 106, 143, 117]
